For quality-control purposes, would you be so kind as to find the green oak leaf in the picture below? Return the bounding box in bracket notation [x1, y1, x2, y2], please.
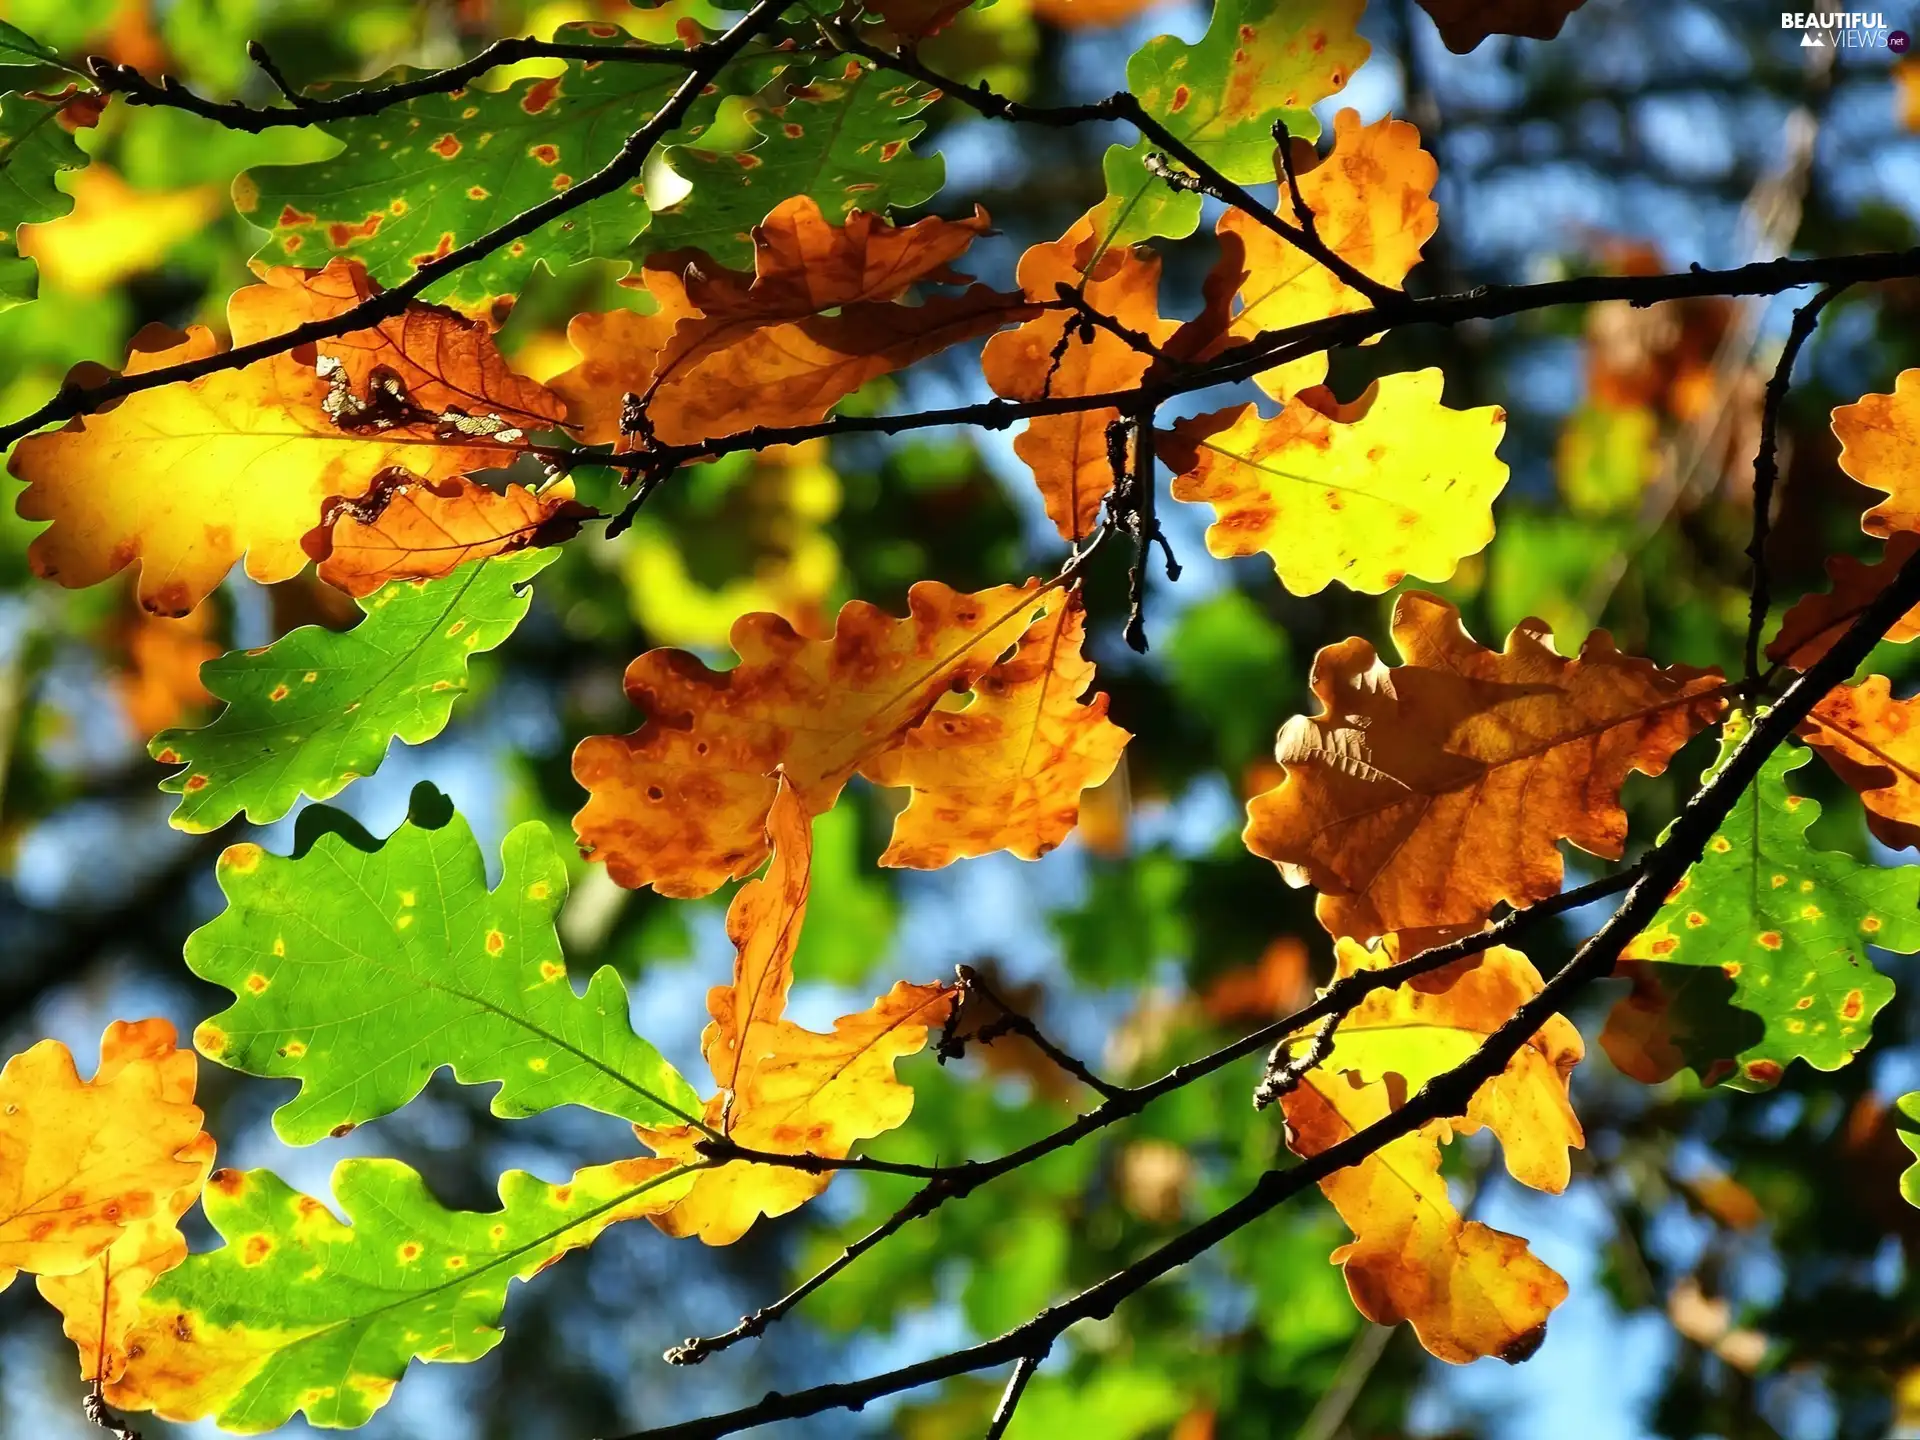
[1896, 1092, 1920, 1208]
[186, 783, 703, 1143]
[1625, 711, 1920, 1088]
[1094, 0, 1369, 246]
[641, 60, 944, 267]
[118, 1158, 695, 1432]
[0, 20, 74, 90]
[236, 24, 702, 314]
[150, 550, 555, 833]
[0, 89, 90, 307]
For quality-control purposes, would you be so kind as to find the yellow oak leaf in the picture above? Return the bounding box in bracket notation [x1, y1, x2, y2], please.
[572, 579, 1046, 897]
[1246, 590, 1725, 941]
[308, 472, 593, 597]
[1280, 937, 1581, 1363]
[0, 1019, 210, 1295]
[1837, 369, 1920, 539]
[1160, 369, 1508, 595]
[865, 589, 1130, 867]
[638, 782, 952, 1244]
[1177, 110, 1436, 401]
[1800, 676, 1920, 852]
[11, 270, 551, 615]
[38, 1019, 216, 1384]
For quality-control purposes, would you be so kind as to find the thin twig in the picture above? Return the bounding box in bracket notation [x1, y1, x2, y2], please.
[244, 41, 309, 107]
[1051, 282, 1179, 365]
[984, 1349, 1048, 1440]
[948, 964, 1123, 1099]
[1744, 283, 1845, 690]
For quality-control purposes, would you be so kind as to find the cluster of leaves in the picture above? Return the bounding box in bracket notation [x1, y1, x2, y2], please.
[4, 0, 1920, 1436]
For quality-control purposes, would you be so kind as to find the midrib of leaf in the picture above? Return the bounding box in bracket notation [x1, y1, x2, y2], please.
[1193, 434, 1425, 514]
[1806, 707, 1920, 785]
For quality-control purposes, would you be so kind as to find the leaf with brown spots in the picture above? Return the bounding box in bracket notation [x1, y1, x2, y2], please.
[1278, 936, 1582, 1363]
[1245, 590, 1725, 942]
[1172, 110, 1438, 399]
[0, 1019, 209, 1296]
[1604, 714, 1920, 1089]
[982, 211, 1177, 539]
[150, 549, 556, 832]
[1160, 369, 1508, 594]
[864, 590, 1131, 867]
[37, 1020, 216, 1385]
[571, 577, 1047, 897]
[1767, 534, 1920, 670]
[308, 471, 593, 597]
[1801, 675, 1920, 852]
[637, 781, 953, 1244]
[9, 271, 546, 617]
[108, 1155, 694, 1432]
[181, 780, 700, 1143]
[1414, 0, 1589, 53]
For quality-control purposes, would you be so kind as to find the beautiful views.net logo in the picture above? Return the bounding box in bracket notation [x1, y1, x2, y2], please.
[1780, 10, 1904, 46]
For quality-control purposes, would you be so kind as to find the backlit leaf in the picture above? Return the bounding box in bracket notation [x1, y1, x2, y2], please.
[149, 550, 555, 832]
[1608, 713, 1919, 1088]
[1279, 937, 1581, 1363]
[1837, 368, 1920, 539]
[0, 1019, 209, 1293]
[108, 1157, 693, 1432]
[1161, 369, 1508, 594]
[1246, 590, 1725, 941]
[1767, 533, 1920, 670]
[572, 578, 1045, 896]
[0, 87, 95, 308]
[1800, 676, 1920, 852]
[636, 782, 952, 1243]
[865, 590, 1131, 867]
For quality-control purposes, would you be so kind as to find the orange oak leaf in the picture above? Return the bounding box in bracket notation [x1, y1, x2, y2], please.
[37, 1020, 215, 1384]
[1836, 369, 1920, 539]
[1414, 0, 1587, 52]
[11, 273, 550, 616]
[1246, 590, 1725, 941]
[637, 782, 951, 1244]
[1767, 534, 1920, 670]
[0, 1019, 210, 1295]
[1800, 677, 1920, 852]
[226, 259, 567, 433]
[1031, 0, 1163, 23]
[112, 602, 220, 736]
[1160, 370, 1508, 595]
[308, 472, 594, 597]
[552, 202, 1028, 448]
[982, 213, 1176, 539]
[1174, 110, 1437, 401]
[865, 589, 1130, 867]
[572, 579, 1047, 897]
[1280, 937, 1581, 1363]
[870, 0, 975, 37]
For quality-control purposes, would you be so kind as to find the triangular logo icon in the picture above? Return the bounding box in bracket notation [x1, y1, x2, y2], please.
[1801, 29, 1825, 45]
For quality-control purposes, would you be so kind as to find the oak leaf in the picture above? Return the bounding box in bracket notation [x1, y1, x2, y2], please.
[10, 269, 552, 615]
[309, 471, 592, 597]
[1177, 110, 1437, 400]
[1800, 676, 1920, 852]
[1838, 369, 1920, 538]
[1414, 0, 1588, 52]
[112, 602, 220, 737]
[547, 262, 705, 444]
[0, 1020, 210, 1295]
[1246, 591, 1725, 941]
[1280, 937, 1582, 1363]
[572, 578, 1046, 896]
[1767, 534, 1920, 670]
[37, 1020, 216, 1384]
[982, 212, 1176, 539]
[637, 781, 952, 1244]
[1161, 369, 1507, 594]
[865, 590, 1130, 867]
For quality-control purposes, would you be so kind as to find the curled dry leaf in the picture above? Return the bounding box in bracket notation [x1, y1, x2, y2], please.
[865, 590, 1130, 868]
[0, 1019, 209, 1295]
[637, 782, 952, 1244]
[309, 471, 593, 597]
[37, 1020, 216, 1384]
[1279, 937, 1582, 1364]
[1172, 110, 1437, 400]
[1161, 369, 1508, 595]
[10, 265, 556, 615]
[572, 579, 1045, 897]
[1246, 590, 1725, 941]
[982, 212, 1176, 540]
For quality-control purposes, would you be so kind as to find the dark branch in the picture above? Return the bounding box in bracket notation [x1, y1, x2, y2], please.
[943, 964, 1123, 1100]
[1744, 284, 1845, 690]
[983, 1350, 1047, 1440]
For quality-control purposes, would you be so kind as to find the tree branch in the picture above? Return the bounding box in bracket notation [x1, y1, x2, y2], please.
[983, 1349, 1047, 1439]
[944, 964, 1123, 1100]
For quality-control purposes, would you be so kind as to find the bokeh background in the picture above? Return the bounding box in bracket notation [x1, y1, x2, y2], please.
[3, 0, 1920, 1436]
